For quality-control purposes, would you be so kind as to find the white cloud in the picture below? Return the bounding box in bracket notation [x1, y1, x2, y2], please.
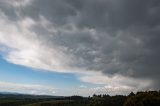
[80, 85, 87, 88]
[0, 12, 77, 73]
[79, 72, 153, 95]
[0, 11, 101, 74]
[0, 81, 55, 95]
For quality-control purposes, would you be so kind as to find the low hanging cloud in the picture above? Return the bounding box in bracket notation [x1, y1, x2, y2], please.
[0, 0, 160, 93]
[79, 72, 153, 95]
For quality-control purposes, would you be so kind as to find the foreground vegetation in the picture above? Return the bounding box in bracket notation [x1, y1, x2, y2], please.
[0, 90, 160, 106]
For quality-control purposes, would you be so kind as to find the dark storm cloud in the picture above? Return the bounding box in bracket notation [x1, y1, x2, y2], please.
[1, 0, 160, 88]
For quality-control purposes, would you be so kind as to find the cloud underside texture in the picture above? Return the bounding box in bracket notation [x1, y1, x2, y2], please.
[0, 0, 160, 92]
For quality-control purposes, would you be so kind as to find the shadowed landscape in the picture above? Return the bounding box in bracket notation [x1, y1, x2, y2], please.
[0, 90, 160, 106]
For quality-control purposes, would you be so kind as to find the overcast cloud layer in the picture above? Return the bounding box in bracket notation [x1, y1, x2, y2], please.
[0, 0, 160, 94]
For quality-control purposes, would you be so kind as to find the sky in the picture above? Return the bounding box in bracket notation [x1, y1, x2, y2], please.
[0, 0, 160, 96]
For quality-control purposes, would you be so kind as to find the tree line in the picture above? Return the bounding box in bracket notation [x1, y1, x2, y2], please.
[0, 90, 160, 106]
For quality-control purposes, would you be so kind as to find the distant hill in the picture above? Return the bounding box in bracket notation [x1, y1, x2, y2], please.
[0, 92, 64, 99]
[0, 92, 20, 95]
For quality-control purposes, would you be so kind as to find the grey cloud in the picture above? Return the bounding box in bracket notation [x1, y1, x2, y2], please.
[0, 1, 19, 21]
[1, 0, 160, 89]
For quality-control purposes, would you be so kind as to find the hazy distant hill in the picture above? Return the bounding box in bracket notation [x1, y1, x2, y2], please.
[0, 92, 64, 99]
[0, 92, 20, 95]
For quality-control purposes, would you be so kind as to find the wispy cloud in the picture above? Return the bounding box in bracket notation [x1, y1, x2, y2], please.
[0, 12, 74, 73]
[2, 0, 33, 7]
[0, 81, 55, 95]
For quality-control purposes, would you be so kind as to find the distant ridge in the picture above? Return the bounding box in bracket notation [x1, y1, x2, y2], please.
[0, 92, 64, 99]
[0, 92, 20, 95]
